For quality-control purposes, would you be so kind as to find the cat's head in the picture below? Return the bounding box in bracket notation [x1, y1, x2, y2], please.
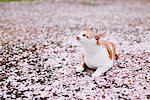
[76, 28, 104, 44]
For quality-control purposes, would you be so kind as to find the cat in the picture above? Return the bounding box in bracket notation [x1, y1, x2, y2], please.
[76, 28, 119, 77]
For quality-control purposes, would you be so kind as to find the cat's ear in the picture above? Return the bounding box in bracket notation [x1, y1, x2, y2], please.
[95, 33, 105, 40]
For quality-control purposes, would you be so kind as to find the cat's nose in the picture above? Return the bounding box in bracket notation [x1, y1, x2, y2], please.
[76, 36, 80, 40]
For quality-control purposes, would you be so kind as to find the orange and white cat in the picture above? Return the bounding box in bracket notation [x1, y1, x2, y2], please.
[76, 28, 119, 77]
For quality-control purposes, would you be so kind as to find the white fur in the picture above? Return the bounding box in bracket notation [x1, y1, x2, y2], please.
[76, 31, 114, 77]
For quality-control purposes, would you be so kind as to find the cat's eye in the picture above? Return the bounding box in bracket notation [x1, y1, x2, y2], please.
[83, 34, 86, 36]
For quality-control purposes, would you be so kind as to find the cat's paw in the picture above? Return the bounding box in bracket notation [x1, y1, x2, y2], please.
[76, 66, 84, 72]
[92, 72, 102, 77]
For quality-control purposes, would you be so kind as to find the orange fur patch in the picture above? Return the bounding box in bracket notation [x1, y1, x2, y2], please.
[108, 42, 119, 60]
[97, 40, 114, 60]
[108, 42, 116, 59]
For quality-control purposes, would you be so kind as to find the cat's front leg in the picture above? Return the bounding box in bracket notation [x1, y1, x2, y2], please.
[92, 66, 112, 77]
[76, 62, 86, 72]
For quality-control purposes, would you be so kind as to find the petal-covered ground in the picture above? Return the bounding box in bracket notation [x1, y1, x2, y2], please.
[0, 0, 150, 100]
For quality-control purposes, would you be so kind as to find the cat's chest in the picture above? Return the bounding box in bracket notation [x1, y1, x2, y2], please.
[84, 48, 108, 68]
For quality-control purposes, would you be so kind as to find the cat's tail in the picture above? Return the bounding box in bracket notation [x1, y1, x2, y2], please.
[107, 41, 119, 60]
